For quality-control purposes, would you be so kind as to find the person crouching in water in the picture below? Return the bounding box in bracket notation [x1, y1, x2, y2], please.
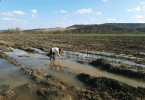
[49, 47, 64, 60]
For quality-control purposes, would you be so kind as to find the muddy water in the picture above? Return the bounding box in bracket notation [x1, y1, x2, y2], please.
[14, 85, 41, 100]
[0, 58, 31, 91]
[0, 54, 42, 100]
[5, 48, 85, 88]
[67, 51, 145, 67]
[5, 48, 145, 88]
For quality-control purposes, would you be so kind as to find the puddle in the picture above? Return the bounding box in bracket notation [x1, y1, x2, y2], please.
[0, 58, 31, 91]
[5, 48, 85, 88]
[79, 50, 143, 60]
[14, 85, 40, 100]
[64, 51, 145, 67]
[5, 48, 145, 88]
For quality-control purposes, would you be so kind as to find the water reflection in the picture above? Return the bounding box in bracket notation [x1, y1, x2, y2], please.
[4, 48, 145, 88]
[0, 59, 31, 90]
[49, 59, 62, 70]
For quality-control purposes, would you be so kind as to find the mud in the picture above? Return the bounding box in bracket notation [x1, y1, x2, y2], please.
[0, 34, 145, 64]
[90, 59, 145, 80]
[77, 73, 145, 100]
[0, 34, 144, 55]
[19, 67, 101, 100]
[0, 34, 145, 100]
[0, 50, 144, 100]
[0, 90, 16, 100]
[0, 52, 20, 66]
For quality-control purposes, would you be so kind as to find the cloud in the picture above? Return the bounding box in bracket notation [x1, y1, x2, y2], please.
[102, 0, 108, 2]
[96, 12, 102, 15]
[31, 9, 37, 18]
[60, 10, 67, 13]
[2, 18, 12, 21]
[106, 18, 116, 21]
[131, 15, 144, 19]
[127, 7, 141, 12]
[31, 9, 37, 14]
[2, 18, 17, 21]
[1, 18, 26, 23]
[13, 11, 25, 15]
[74, 8, 92, 14]
[140, 2, 145, 5]
[2, 12, 13, 16]
[2, 11, 25, 17]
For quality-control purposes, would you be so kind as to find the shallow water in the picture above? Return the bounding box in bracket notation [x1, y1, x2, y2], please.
[5, 48, 85, 88]
[14, 85, 41, 100]
[5, 48, 145, 88]
[0, 58, 31, 91]
[66, 51, 145, 67]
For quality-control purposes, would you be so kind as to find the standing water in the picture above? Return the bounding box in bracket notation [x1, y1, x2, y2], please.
[0, 58, 31, 91]
[4, 48, 145, 88]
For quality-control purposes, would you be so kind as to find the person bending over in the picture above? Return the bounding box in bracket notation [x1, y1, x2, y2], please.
[49, 47, 63, 60]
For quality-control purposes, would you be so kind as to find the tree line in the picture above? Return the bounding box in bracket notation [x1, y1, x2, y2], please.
[1, 23, 145, 34]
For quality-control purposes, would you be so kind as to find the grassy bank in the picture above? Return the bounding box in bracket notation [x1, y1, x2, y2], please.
[23, 33, 145, 36]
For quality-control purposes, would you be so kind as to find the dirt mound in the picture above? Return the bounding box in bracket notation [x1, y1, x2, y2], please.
[77, 73, 145, 100]
[37, 88, 71, 100]
[14, 44, 39, 53]
[0, 52, 19, 66]
[89, 59, 145, 80]
[0, 90, 16, 100]
[0, 40, 14, 47]
[89, 58, 112, 70]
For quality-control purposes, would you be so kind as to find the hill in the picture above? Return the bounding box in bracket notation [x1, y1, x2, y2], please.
[1, 23, 145, 34]
[68, 23, 145, 34]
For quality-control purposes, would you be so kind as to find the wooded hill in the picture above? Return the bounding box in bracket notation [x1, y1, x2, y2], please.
[68, 23, 145, 34]
[1, 23, 145, 34]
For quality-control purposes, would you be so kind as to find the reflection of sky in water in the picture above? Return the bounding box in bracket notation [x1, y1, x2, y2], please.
[64, 51, 145, 67]
[0, 59, 31, 90]
[4, 48, 145, 88]
[15, 51, 28, 55]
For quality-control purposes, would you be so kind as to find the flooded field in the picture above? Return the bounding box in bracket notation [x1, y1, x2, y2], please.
[0, 34, 145, 100]
[0, 59, 31, 90]
[2, 48, 144, 87]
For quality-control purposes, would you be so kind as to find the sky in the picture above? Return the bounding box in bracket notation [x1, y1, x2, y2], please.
[0, 0, 145, 30]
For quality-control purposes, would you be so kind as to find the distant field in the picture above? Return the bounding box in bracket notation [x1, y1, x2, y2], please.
[24, 33, 145, 36]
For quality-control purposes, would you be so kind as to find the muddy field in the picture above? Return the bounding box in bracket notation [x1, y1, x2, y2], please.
[0, 34, 145, 100]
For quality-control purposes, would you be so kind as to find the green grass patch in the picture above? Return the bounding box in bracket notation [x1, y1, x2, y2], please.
[24, 33, 145, 36]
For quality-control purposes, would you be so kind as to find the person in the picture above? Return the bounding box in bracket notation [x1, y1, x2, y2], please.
[48, 47, 64, 60]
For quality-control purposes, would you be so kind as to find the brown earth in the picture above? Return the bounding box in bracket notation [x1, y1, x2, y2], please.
[89, 59, 145, 81]
[2, 56, 145, 100]
[0, 34, 145, 100]
[0, 34, 145, 57]
[77, 73, 145, 100]
[0, 34, 145, 64]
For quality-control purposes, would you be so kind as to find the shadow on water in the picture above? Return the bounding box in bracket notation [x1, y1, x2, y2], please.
[4, 47, 145, 88]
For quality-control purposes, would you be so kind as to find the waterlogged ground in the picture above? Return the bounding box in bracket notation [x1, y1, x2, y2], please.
[0, 34, 145, 100]
[3, 48, 145, 88]
[0, 59, 31, 90]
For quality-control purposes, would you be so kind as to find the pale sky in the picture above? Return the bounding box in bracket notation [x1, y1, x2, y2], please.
[0, 0, 145, 29]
